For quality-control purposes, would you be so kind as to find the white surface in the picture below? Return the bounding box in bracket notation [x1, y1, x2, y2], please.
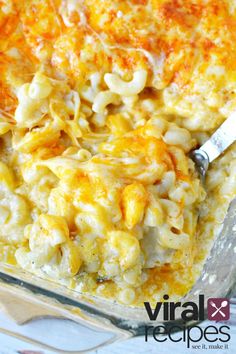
[0, 313, 236, 354]
[0, 312, 235, 354]
[0, 331, 235, 354]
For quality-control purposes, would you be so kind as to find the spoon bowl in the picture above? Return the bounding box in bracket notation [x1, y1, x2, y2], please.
[221, 300, 228, 308]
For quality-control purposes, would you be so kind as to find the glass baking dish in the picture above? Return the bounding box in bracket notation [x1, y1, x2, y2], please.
[0, 198, 235, 353]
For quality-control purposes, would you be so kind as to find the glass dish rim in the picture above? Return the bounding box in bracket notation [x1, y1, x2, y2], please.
[0, 198, 235, 337]
[0, 263, 235, 337]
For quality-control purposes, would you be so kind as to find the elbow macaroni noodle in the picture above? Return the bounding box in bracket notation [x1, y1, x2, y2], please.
[0, 0, 235, 305]
[104, 70, 148, 96]
[92, 91, 120, 114]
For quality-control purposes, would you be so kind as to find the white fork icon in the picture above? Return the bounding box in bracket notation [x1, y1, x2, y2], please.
[210, 300, 228, 318]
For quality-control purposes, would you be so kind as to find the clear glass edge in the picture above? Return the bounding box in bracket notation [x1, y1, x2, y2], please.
[0, 199, 235, 338]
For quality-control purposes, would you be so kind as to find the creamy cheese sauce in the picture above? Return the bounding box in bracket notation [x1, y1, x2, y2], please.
[0, 0, 235, 306]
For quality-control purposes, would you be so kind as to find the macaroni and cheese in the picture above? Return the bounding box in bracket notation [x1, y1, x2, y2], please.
[0, 0, 235, 306]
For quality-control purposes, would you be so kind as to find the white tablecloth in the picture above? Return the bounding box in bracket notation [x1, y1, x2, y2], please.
[0, 311, 235, 354]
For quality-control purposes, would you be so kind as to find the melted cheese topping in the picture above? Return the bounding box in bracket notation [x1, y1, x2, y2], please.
[0, 0, 235, 306]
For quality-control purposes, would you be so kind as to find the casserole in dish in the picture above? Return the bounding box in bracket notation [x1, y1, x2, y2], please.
[0, 198, 235, 352]
[0, 0, 236, 352]
[0, 0, 236, 306]
[0, 1, 236, 350]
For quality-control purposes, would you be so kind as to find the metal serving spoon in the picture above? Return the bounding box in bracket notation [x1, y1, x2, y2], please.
[191, 112, 236, 180]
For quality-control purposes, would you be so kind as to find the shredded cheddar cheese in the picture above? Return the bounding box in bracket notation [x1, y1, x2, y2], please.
[0, 0, 235, 306]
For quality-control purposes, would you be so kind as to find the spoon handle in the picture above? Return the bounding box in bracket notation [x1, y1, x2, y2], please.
[200, 112, 236, 163]
[212, 307, 226, 318]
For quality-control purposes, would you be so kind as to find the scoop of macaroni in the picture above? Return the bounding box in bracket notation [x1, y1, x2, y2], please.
[0, 0, 235, 306]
